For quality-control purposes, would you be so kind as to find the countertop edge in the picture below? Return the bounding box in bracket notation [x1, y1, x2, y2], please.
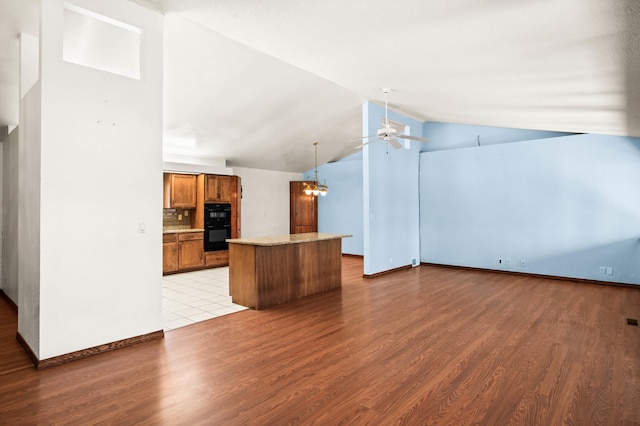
[163, 229, 205, 234]
[227, 233, 352, 246]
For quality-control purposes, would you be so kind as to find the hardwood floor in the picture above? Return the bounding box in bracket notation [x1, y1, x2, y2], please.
[0, 294, 32, 376]
[0, 257, 639, 424]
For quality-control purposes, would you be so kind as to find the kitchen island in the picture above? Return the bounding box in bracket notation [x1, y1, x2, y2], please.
[227, 233, 351, 309]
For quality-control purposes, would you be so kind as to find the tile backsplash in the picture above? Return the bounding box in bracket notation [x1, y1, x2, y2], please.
[163, 208, 194, 230]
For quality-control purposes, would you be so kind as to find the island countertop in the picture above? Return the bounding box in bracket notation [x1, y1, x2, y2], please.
[226, 232, 351, 246]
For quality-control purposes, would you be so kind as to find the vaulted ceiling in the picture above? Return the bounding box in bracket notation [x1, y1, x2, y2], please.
[1, 0, 639, 172]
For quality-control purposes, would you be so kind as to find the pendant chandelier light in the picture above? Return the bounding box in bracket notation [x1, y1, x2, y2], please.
[303, 142, 328, 197]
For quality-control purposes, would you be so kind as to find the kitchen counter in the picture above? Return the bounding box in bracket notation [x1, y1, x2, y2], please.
[228, 233, 351, 309]
[226, 232, 351, 246]
[163, 228, 205, 234]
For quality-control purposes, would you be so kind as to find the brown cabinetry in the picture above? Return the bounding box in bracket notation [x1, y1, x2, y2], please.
[205, 250, 229, 267]
[230, 175, 241, 238]
[195, 174, 241, 238]
[162, 233, 178, 273]
[178, 232, 204, 269]
[164, 174, 241, 274]
[163, 173, 197, 209]
[204, 174, 231, 203]
[162, 231, 204, 274]
[290, 181, 318, 234]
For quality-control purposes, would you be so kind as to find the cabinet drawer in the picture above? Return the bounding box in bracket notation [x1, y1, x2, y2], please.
[205, 250, 229, 267]
[178, 232, 204, 242]
[163, 233, 178, 243]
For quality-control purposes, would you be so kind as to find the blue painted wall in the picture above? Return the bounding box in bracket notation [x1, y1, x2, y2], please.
[421, 121, 573, 151]
[362, 102, 422, 275]
[419, 133, 640, 285]
[316, 159, 363, 255]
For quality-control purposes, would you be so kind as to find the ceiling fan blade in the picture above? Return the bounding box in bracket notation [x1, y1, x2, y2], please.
[350, 135, 376, 142]
[354, 140, 373, 149]
[389, 138, 403, 149]
[398, 134, 429, 142]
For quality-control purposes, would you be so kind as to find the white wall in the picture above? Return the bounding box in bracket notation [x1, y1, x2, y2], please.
[18, 80, 41, 355]
[2, 127, 19, 303]
[29, 0, 164, 360]
[420, 133, 640, 285]
[232, 167, 302, 238]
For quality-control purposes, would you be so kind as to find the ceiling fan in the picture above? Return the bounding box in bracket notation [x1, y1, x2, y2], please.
[354, 88, 430, 150]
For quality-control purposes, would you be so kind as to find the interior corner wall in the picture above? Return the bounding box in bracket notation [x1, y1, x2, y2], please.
[18, 81, 41, 356]
[231, 167, 302, 238]
[316, 160, 363, 255]
[419, 133, 640, 285]
[36, 0, 164, 360]
[363, 102, 421, 275]
[2, 127, 20, 304]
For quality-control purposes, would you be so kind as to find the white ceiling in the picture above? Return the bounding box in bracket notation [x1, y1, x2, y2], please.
[1, 0, 639, 172]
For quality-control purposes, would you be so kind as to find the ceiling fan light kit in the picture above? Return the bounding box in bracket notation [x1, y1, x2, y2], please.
[354, 88, 429, 150]
[303, 142, 328, 197]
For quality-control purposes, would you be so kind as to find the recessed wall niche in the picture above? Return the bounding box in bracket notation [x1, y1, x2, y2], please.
[63, 4, 141, 79]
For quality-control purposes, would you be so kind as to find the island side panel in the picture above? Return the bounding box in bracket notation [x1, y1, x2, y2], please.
[229, 243, 257, 308]
[296, 239, 342, 298]
[255, 244, 296, 309]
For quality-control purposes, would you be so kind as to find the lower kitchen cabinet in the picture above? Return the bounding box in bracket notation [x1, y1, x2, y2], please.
[178, 232, 204, 270]
[205, 250, 229, 267]
[163, 231, 233, 274]
[163, 231, 206, 274]
[162, 234, 179, 273]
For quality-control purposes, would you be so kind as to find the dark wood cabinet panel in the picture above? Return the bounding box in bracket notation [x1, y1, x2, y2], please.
[290, 181, 318, 234]
[230, 175, 241, 239]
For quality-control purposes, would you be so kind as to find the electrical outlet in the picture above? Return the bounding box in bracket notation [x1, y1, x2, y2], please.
[178, 214, 182, 221]
[184, 210, 189, 217]
[599, 266, 606, 275]
[520, 259, 527, 267]
[138, 221, 146, 233]
[498, 258, 503, 264]
[606, 266, 613, 275]
[505, 258, 511, 267]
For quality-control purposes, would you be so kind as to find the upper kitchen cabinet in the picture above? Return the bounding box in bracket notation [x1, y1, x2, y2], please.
[203, 174, 231, 203]
[163, 173, 197, 209]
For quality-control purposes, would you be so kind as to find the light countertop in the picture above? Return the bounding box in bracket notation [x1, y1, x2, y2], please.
[163, 228, 205, 234]
[227, 232, 351, 246]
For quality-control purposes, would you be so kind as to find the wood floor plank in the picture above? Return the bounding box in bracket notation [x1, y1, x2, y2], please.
[0, 257, 639, 424]
[0, 294, 32, 376]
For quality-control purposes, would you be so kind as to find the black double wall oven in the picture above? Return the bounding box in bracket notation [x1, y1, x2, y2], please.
[204, 203, 231, 252]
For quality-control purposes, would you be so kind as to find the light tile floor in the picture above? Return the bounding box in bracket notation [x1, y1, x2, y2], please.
[162, 267, 248, 331]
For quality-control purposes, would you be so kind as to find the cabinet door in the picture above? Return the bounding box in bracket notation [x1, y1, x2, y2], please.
[216, 175, 231, 202]
[179, 239, 204, 269]
[163, 241, 178, 273]
[204, 175, 232, 203]
[204, 175, 218, 203]
[167, 174, 197, 208]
